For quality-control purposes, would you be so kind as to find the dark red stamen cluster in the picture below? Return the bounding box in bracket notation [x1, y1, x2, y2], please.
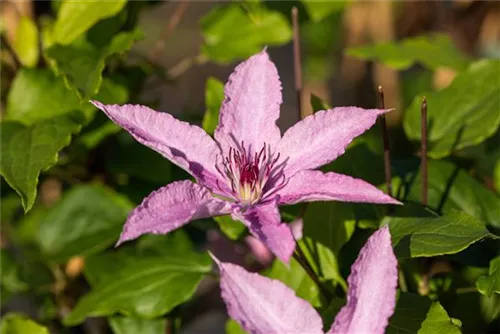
[215, 142, 285, 205]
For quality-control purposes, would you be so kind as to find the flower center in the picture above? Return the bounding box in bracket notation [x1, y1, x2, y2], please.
[215, 143, 285, 206]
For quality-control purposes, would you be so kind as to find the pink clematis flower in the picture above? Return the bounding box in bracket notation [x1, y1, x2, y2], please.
[91, 51, 399, 263]
[213, 225, 398, 334]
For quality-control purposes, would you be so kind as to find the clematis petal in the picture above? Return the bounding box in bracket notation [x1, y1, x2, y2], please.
[245, 236, 274, 266]
[213, 257, 324, 334]
[232, 199, 295, 263]
[277, 107, 389, 177]
[91, 101, 222, 188]
[278, 170, 401, 205]
[214, 51, 282, 155]
[118, 181, 230, 245]
[328, 225, 398, 334]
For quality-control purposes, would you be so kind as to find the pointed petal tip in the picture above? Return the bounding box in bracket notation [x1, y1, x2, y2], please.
[250, 48, 272, 64]
[219, 261, 324, 334]
[89, 100, 104, 109]
[328, 224, 397, 334]
[378, 107, 396, 116]
[208, 250, 222, 266]
[382, 194, 403, 205]
[114, 234, 127, 248]
[392, 198, 403, 205]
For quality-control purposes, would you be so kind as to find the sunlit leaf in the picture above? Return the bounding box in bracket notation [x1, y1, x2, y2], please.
[346, 34, 470, 71]
[418, 302, 462, 334]
[0, 112, 83, 211]
[47, 29, 143, 100]
[12, 16, 39, 67]
[108, 316, 166, 334]
[214, 215, 246, 241]
[403, 59, 500, 158]
[0, 313, 49, 334]
[302, 0, 348, 22]
[226, 319, 246, 334]
[53, 0, 127, 45]
[5, 68, 85, 125]
[201, 3, 291, 63]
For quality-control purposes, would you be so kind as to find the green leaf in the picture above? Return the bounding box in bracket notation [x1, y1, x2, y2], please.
[302, 0, 348, 22]
[476, 256, 500, 297]
[202, 77, 224, 135]
[53, 0, 127, 45]
[404, 160, 500, 229]
[64, 252, 212, 325]
[109, 316, 166, 334]
[385, 206, 495, 259]
[47, 29, 143, 100]
[83, 249, 135, 287]
[214, 215, 246, 240]
[136, 230, 194, 256]
[310, 94, 331, 113]
[387, 292, 432, 334]
[36, 184, 133, 262]
[226, 319, 246, 334]
[300, 201, 355, 290]
[0, 250, 28, 302]
[0, 113, 83, 211]
[12, 16, 39, 67]
[418, 302, 462, 334]
[264, 256, 322, 307]
[403, 59, 500, 158]
[0, 313, 49, 334]
[495, 160, 500, 193]
[5, 68, 86, 125]
[201, 3, 291, 63]
[346, 34, 470, 71]
[105, 133, 174, 185]
[12, 207, 48, 246]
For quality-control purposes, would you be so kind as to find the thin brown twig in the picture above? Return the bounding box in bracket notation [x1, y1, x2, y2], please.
[421, 97, 428, 206]
[291, 7, 303, 121]
[149, 0, 190, 62]
[291, 6, 338, 301]
[167, 54, 207, 79]
[0, 34, 21, 70]
[377, 86, 393, 198]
